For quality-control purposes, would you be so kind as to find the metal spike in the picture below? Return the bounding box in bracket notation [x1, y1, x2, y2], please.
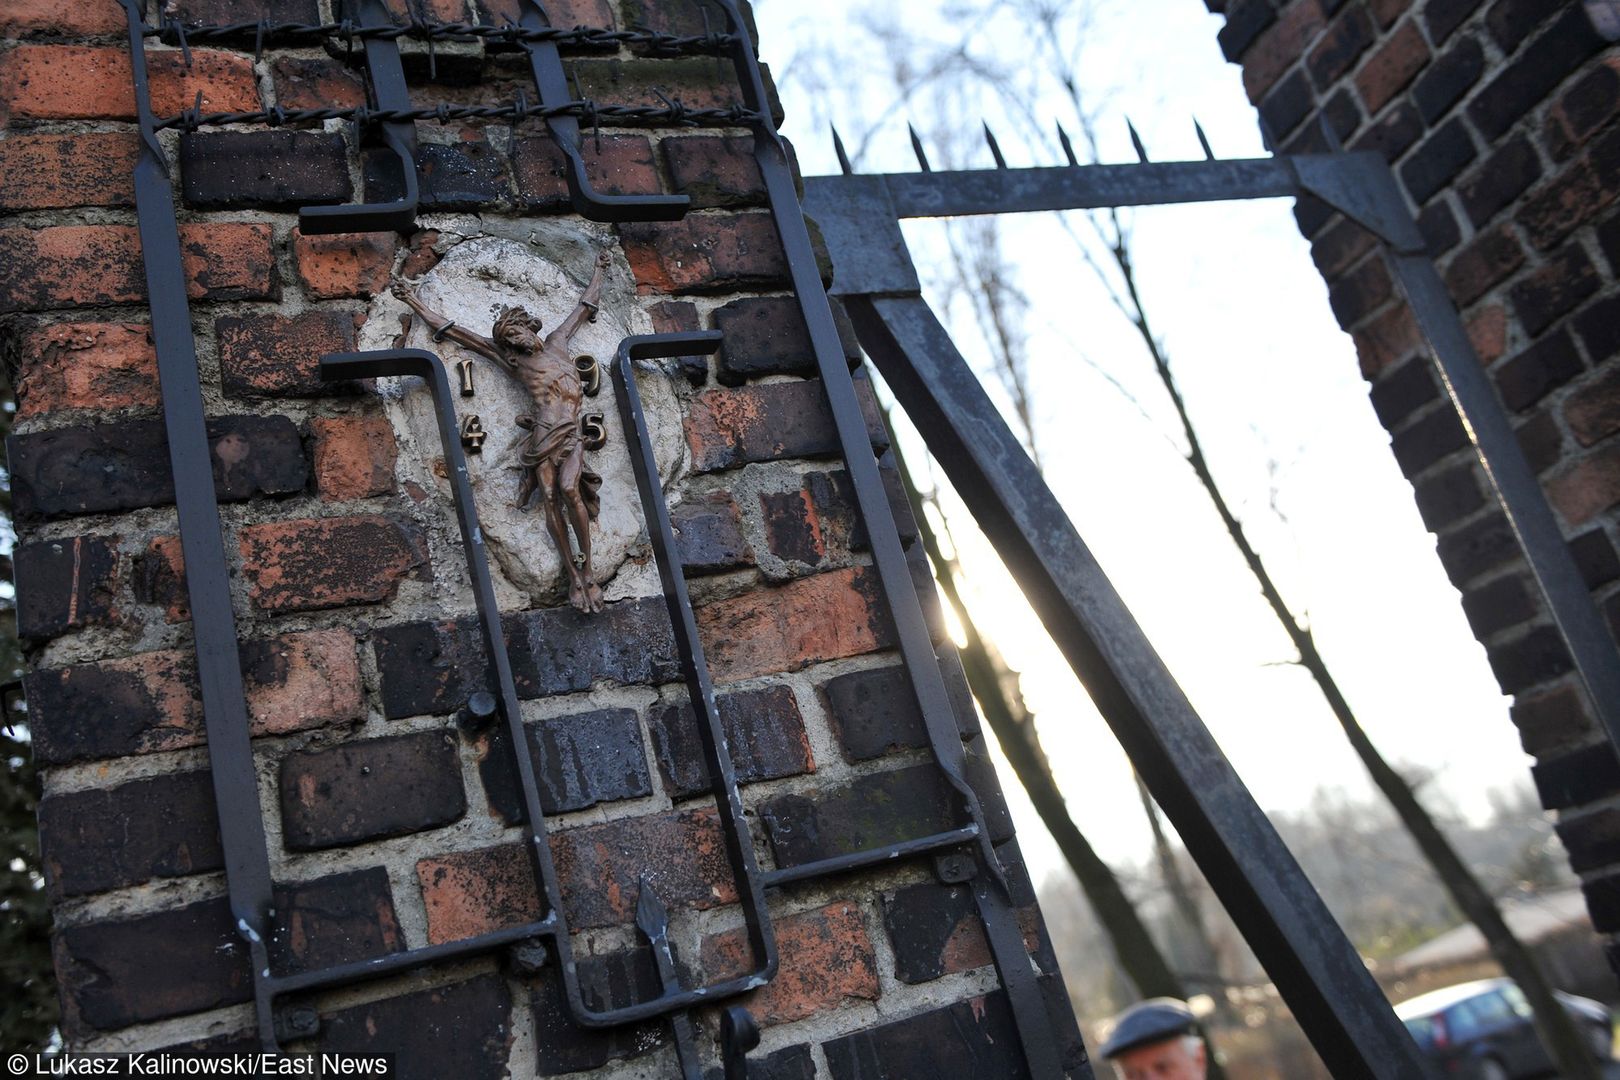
[908, 123, 932, 172]
[830, 124, 853, 176]
[1193, 117, 1215, 161]
[1055, 121, 1080, 166]
[1126, 118, 1149, 163]
[634, 875, 669, 941]
[982, 121, 1007, 169]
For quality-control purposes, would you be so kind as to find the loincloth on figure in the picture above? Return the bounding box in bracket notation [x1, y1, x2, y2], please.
[513, 414, 602, 521]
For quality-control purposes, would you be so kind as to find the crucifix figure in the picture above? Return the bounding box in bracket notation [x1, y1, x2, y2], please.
[393, 250, 612, 614]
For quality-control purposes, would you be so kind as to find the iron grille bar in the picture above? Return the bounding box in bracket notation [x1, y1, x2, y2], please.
[844, 292, 1434, 1077]
[266, 916, 560, 996]
[147, 16, 735, 54]
[758, 826, 982, 889]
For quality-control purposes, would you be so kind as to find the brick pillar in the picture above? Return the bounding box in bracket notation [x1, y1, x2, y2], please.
[1210, 0, 1620, 973]
[1, 1, 1084, 1074]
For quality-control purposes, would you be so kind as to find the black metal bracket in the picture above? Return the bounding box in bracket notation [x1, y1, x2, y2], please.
[518, 0, 692, 222]
[297, 0, 419, 235]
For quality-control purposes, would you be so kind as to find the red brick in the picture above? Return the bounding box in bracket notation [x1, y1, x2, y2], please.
[14, 323, 158, 419]
[662, 135, 766, 208]
[1355, 20, 1432, 114]
[1368, 0, 1407, 28]
[240, 515, 428, 614]
[310, 415, 398, 500]
[702, 901, 879, 1025]
[512, 134, 662, 212]
[416, 808, 738, 940]
[26, 629, 363, 764]
[1352, 301, 1423, 379]
[0, 0, 125, 36]
[1566, 368, 1620, 446]
[292, 229, 398, 299]
[216, 311, 358, 397]
[1467, 304, 1509, 365]
[619, 212, 789, 295]
[1242, 0, 1325, 102]
[0, 46, 258, 121]
[683, 379, 886, 473]
[0, 223, 275, 313]
[0, 133, 139, 210]
[270, 56, 366, 112]
[401, 229, 443, 277]
[1546, 57, 1620, 160]
[385, 0, 467, 19]
[695, 566, 893, 683]
[1548, 442, 1620, 526]
[1518, 156, 1616, 251]
[1442, 223, 1526, 306]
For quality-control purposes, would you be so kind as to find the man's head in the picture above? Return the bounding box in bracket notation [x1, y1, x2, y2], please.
[1100, 999, 1207, 1080]
[493, 305, 542, 352]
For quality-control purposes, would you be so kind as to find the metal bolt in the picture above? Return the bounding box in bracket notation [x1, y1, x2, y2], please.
[458, 690, 499, 733]
[273, 1004, 320, 1043]
[933, 852, 977, 884]
[507, 937, 550, 976]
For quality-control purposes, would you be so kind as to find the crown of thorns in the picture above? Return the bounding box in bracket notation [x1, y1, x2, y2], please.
[492, 305, 543, 338]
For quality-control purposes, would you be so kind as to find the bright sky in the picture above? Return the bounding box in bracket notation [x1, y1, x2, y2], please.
[752, 0, 1536, 878]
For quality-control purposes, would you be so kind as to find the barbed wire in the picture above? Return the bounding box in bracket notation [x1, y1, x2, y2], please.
[155, 96, 761, 133]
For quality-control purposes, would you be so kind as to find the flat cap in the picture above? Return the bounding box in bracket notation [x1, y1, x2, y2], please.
[1099, 998, 1199, 1059]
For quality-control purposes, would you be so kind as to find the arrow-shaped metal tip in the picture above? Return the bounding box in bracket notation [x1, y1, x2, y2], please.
[634, 875, 669, 941]
[908, 123, 932, 173]
[1193, 117, 1215, 161]
[1126, 118, 1150, 163]
[982, 121, 1008, 169]
[1056, 121, 1080, 166]
[830, 124, 853, 176]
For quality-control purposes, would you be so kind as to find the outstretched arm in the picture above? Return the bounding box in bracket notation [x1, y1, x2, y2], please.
[392, 282, 510, 369]
[545, 250, 611, 350]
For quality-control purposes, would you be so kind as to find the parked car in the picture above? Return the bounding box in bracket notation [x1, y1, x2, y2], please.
[1394, 977, 1614, 1078]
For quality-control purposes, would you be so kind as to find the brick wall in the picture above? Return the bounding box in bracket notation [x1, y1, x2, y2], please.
[0, 1, 1084, 1074]
[1208, 0, 1620, 973]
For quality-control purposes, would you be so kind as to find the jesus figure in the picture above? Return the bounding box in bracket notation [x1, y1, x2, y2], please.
[394, 250, 612, 614]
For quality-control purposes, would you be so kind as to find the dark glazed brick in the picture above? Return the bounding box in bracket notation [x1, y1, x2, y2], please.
[1486, 624, 1574, 694]
[1513, 683, 1597, 756]
[1458, 135, 1542, 227]
[1603, 211, 1620, 275]
[1418, 199, 1462, 255]
[1327, 257, 1393, 328]
[672, 492, 754, 573]
[1260, 70, 1313, 140]
[1391, 404, 1468, 474]
[822, 665, 927, 761]
[1348, 100, 1424, 161]
[1534, 741, 1620, 809]
[477, 707, 650, 822]
[1443, 224, 1526, 306]
[1584, 872, 1620, 932]
[703, 1046, 816, 1080]
[216, 311, 360, 398]
[1307, 5, 1375, 89]
[14, 534, 119, 641]
[758, 469, 894, 571]
[1494, 327, 1583, 412]
[366, 142, 509, 210]
[1485, 0, 1558, 50]
[823, 992, 1029, 1080]
[1400, 120, 1479, 205]
[270, 56, 366, 111]
[1469, 8, 1606, 139]
[1425, 0, 1486, 43]
[1574, 295, 1620, 369]
[1567, 361, 1620, 446]
[619, 212, 791, 295]
[55, 897, 248, 1034]
[1436, 512, 1519, 586]
[512, 134, 661, 212]
[1570, 528, 1620, 587]
[1516, 411, 1564, 475]
[712, 295, 860, 385]
[532, 949, 664, 1075]
[663, 134, 766, 207]
[1461, 574, 1536, 639]
[1413, 34, 1485, 123]
[647, 684, 813, 798]
[1413, 461, 1485, 532]
[1556, 807, 1620, 873]
[1369, 359, 1440, 429]
[8, 415, 306, 521]
[168, 0, 319, 19]
[374, 597, 678, 718]
[279, 731, 466, 850]
[1218, 0, 1277, 61]
[1510, 244, 1602, 336]
[180, 131, 351, 209]
[269, 868, 403, 977]
[761, 764, 960, 868]
[883, 882, 991, 983]
[38, 771, 221, 899]
[319, 975, 513, 1080]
